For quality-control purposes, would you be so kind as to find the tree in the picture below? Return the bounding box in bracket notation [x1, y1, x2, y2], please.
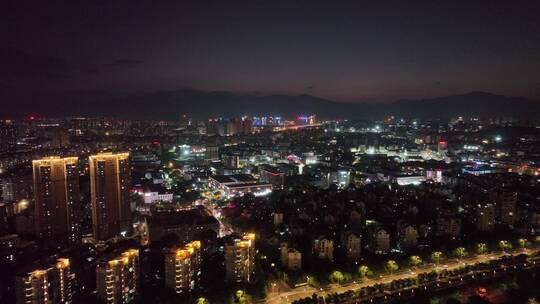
[476, 243, 488, 255]
[233, 290, 251, 304]
[453, 247, 467, 260]
[409, 255, 422, 267]
[329, 270, 345, 284]
[499, 240, 512, 252]
[358, 265, 370, 279]
[385, 260, 399, 275]
[518, 238, 529, 249]
[431, 251, 443, 265]
[195, 298, 209, 304]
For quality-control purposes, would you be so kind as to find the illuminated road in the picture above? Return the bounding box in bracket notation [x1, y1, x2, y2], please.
[273, 123, 324, 132]
[264, 249, 538, 304]
[195, 198, 234, 237]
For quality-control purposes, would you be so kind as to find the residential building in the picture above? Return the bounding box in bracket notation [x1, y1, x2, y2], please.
[33, 157, 81, 246]
[280, 243, 302, 271]
[312, 236, 334, 261]
[371, 228, 390, 254]
[436, 216, 461, 237]
[399, 225, 418, 249]
[96, 249, 139, 304]
[16, 258, 73, 304]
[89, 152, 131, 241]
[342, 231, 361, 262]
[225, 233, 255, 283]
[477, 203, 496, 232]
[164, 241, 202, 295]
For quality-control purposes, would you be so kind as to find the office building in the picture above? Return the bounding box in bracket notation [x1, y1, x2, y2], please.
[204, 146, 219, 161]
[222, 155, 240, 169]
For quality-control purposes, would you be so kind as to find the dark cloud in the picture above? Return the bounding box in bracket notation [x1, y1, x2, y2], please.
[108, 59, 143, 67]
[0, 47, 71, 80]
[0, 48, 145, 88]
[2, 2, 540, 102]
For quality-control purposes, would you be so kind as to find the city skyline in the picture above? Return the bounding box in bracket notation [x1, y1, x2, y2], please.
[1, 2, 540, 304]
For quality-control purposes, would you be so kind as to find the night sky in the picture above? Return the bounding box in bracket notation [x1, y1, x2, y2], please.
[2, 1, 540, 104]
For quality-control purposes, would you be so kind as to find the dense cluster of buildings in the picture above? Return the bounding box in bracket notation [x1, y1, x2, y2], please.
[0, 114, 539, 303]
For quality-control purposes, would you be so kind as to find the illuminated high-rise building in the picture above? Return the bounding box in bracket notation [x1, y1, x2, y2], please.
[33, 157, 81, 246]
[225, 233, 255, 283]
[89, 152, 131, 241]
[16, 258, 73, 304]
[96, 249, 139, 304]
[164, 241, 202, 294]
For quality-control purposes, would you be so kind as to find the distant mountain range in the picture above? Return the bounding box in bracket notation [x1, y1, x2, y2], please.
[1, 89, 539, 120]
[388, 91, 539, 119]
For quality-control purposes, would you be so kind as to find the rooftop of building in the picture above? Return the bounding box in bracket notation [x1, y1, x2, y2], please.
[148, 206, 219, 227]
[210, 174, 257, 184]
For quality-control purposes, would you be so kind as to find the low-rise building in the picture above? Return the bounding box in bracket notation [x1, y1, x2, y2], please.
[436, 216, 461, 237]
[341, 231, 361, 262]
[280, 243, 302, 271]
[208, 174, 272, 198]
[371, 228, 390, 254]
[259, 165, 285, 189]
[399, 225, 418, 249]
[312, 236, 334, 261]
